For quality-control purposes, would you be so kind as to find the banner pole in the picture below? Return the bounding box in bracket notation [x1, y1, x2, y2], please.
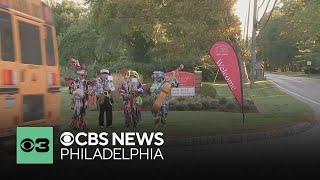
[242, 106, 245, 128]
[213, 69, 219, 85]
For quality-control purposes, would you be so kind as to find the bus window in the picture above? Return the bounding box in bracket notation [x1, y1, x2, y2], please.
[45, 25, 55, 66]
[23, 95, 44, 122]
[19, 21, 42, 65]
[0, 11, 15, 61]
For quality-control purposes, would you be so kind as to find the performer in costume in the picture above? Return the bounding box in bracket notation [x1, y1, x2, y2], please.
[120, 69, 144, 127]
[65, 59, 89, 130]
[92, 69, 115, 129]
[150, 71, 179, 127]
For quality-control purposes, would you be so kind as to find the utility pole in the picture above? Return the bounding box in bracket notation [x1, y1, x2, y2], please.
[250, 0, 258, 89]
[245, 0, 251, 48]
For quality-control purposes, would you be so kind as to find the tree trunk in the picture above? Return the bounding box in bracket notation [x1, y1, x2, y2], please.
[229, 37, 250, 83]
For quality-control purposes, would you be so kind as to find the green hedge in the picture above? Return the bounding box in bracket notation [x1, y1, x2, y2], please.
[200, 83, 217, 98]
[167, 96, 255, 112]
[218, 97, 227, 105]
[88, 95, 255, 112]
[226, 101, 237, 110]
[168, 96, 220, 111]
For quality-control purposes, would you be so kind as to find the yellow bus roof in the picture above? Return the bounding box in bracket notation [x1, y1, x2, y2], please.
[1, 0, 53, 24]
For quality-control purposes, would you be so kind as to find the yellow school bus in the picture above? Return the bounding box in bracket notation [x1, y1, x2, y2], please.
[0, 0, 61, 138]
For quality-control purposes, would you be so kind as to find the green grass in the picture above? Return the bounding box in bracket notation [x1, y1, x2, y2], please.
[213, 81, 313, 116]
[59, 81, 314, 139]
[271, 71, 320, 79]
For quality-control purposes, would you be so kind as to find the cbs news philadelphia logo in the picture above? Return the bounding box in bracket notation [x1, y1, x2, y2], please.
[16, 127, 53, 164]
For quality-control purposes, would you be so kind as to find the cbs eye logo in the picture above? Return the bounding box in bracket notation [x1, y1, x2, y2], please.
[60, 132, 74, 146]
[20, 138, 50, 153]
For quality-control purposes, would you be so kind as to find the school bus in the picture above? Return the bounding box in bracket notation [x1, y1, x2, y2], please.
[0, 0, 61, 138]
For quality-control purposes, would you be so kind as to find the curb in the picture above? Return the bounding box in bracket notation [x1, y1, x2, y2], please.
[163, 122, 313, 147]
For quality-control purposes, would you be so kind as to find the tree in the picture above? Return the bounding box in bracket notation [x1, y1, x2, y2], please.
[48, 0, 85, 36]
[85, 0, 242, 80]
[57, 18, 99, 67]
[257, 5, 299, 70]
[257, 0, 320, 71]
[125, 30, 155, 63]
[291, 0, 320, 67]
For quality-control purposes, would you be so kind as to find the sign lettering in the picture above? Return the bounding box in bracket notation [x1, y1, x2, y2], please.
[165, 71, 195, 87]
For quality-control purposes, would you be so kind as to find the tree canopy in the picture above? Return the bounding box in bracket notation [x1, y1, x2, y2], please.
[52, 0, 243, 80]
[257, 0, 320, 71]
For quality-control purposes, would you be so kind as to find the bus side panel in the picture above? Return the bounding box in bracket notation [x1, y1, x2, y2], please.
[47, 92, 61, 124]
[0, 93, 20, 137]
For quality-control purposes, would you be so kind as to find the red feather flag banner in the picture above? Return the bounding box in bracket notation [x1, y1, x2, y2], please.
[209, 40, 245, 125]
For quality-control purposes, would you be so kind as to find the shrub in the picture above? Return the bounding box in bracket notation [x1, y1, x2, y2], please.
[304, 67, 320, 74]
[168, 96, 221, 111]
[194, 101, 203, 110]
[226, 101, 237, 110]
[169, 103, 176, 111]
[187, 100, 203, 110]
[176, 96, 187, 102]
[209, 99, 219, 109]
[200, 83, 217, 98]
[246, 99, 254, 105]
[219, 97, 227, 105]
[187, 101, 197, 110]
[169, 99, 176, 107]
[175, 102, 189, 111]
[199, 97, 211, 109]
[243, 103, 250, 110]
[169, 99, 179, 110]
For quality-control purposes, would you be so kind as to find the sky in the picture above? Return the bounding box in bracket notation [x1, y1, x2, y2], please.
[235, 0, 278, 38]
[55, 0, 277, 38]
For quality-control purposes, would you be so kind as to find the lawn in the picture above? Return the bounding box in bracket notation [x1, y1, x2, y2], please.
[59, 80, 314, 139]
[271, 71, 320, 79]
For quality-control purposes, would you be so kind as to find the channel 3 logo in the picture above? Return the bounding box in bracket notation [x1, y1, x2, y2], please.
[20, 138, 50, 152]
[16, 127, 53, 164]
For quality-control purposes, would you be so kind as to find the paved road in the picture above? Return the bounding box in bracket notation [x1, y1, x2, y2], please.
[265, 73, 320, 141]
[266, 73, 320, 117]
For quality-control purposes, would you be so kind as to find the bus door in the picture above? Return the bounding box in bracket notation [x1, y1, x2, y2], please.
[44, 24, 61, 124]
[14, 16, 46, 126]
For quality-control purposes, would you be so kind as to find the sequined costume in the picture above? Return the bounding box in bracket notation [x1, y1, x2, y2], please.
[150, 71, 179, 126]
[68, 77, 88, 130]
[120, 70, 144, 127]
[64, 58, 90, 130]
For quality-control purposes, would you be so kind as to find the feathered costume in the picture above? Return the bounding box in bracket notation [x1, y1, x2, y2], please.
[119, 69, 144, 127]
[64, 58, 97, 130]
